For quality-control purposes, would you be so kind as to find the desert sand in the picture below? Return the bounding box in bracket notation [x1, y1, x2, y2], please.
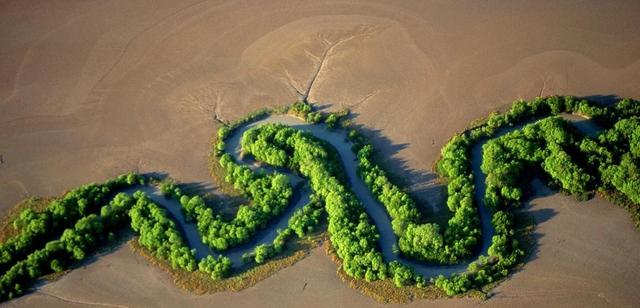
[2, 0, 640, 307]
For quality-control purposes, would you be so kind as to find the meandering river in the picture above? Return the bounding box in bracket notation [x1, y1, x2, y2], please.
[134, 113, 602, 277]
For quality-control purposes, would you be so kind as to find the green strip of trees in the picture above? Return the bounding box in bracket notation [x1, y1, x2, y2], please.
[1, 97, 639, 301]
[0, 191, 137, 300]
[163, 166, 293, 252]
[240, 123, 389, 281]
[0, 173, 144, 275]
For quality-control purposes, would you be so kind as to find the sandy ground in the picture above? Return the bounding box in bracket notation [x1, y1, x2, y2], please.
[2, 0, 640, 306]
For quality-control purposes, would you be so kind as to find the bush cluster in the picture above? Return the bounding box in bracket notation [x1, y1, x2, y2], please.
[357, 143, 479, 264]
[198, 255, 231, 280]
[597, 118, 640, 204]
[2, 97, 640, 301]
[0, 191, 137, 300]
[434, 97, 640, 295]
[0, 173, 143, 275]
[241, 194, 325, 265]
[129, 192, 197, 271]
[171, 166, 293, 251]
[240, 123, 388, 281]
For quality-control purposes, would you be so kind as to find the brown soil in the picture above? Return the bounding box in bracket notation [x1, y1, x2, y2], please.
[2, 0, 640, 307]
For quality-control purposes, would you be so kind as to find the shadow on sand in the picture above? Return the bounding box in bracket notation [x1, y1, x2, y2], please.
[345, 110, 448, 221]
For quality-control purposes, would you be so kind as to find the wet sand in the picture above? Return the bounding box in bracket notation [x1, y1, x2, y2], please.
[2, 0, 640, 307]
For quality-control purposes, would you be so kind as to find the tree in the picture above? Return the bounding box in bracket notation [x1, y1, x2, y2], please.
[198, 255, 231, 279]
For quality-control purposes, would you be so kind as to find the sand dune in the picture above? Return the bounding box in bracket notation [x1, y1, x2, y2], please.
[2, 0, 640, 306]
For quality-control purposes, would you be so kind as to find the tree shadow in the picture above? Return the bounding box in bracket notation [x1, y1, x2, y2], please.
[141, 171, 247, 219]
[179, 181, 215, 196]
[346, 110, 449, 221]
[503, 179, 559, 289]
[177, 181, 246, 219]
[29, 228, 136, 296]
[312, 103, 333, 112]
[579, 94, 620, 107]
[138, 172, 245, 219]
[23, 95, 630, 300]
[142, 171, 169, 181]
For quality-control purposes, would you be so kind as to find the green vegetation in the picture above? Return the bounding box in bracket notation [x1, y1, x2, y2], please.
[482, 117, 591, 210]
[598, 118, 640, 203]
[198, 255, 231, 280]
[129, 230, 322, 296]
[0, 190, 137, 300]
[0, 173, 143, 276]
[356, 142, 479, 264]
[241, 193, 325, 265]
[345, 96, 640, 296]
[177, 170, 293, 251]
[288, 194, 325, 238]
[168, 127, 297, 253]
[1, 97, 639, 303]
[240, 123, 388, 281]
[129, 191, 197, 271]
[0, 198, 52, 243]
[431, 97, 640, 296]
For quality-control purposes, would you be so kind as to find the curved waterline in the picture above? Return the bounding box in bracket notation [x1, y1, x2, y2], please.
[140, 112, 602, 278]
[3, 97, 634, 303]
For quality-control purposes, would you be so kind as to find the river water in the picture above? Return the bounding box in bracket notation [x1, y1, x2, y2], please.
[131, 113, 602, 277]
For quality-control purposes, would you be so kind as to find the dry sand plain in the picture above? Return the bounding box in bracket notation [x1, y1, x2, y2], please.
[2, 0, 640, 307]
